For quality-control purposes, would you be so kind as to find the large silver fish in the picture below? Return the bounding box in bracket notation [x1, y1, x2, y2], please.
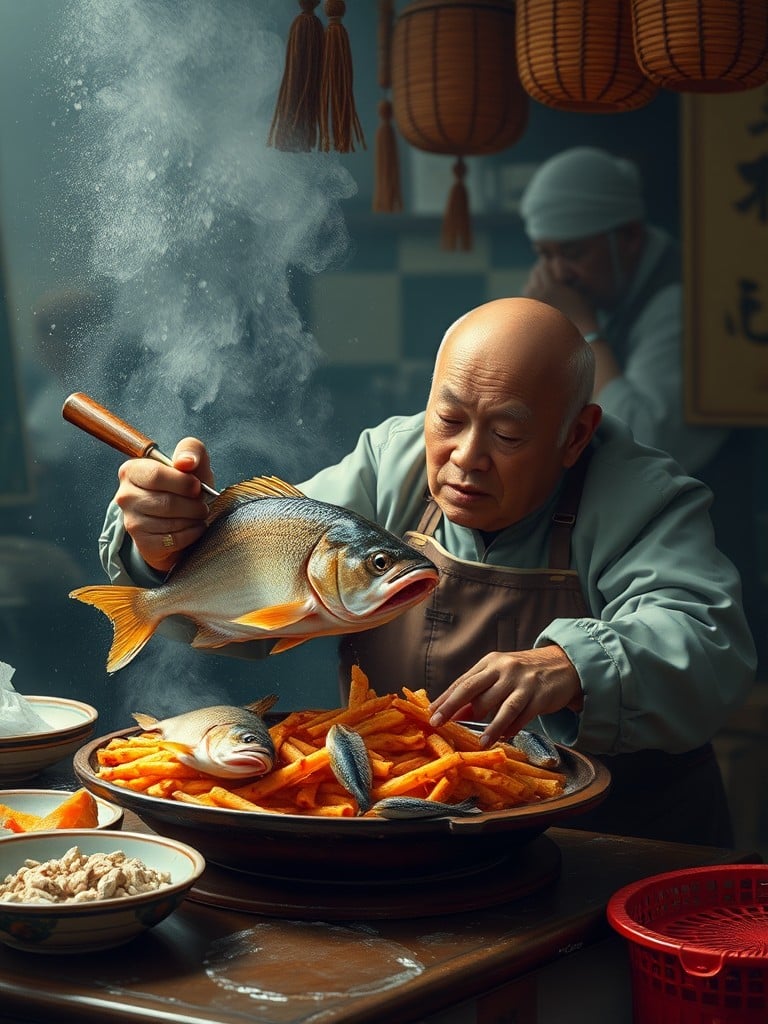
[326, 723, 373, 814]
[71, 476, 439, 673]
[132, 695, 277, 778]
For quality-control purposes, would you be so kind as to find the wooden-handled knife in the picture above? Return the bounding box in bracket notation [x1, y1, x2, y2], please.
[62, 392, 220, 498]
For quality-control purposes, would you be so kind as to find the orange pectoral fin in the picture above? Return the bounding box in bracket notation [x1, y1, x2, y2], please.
[233, 601, 312, 632]
[269, 636, 312, 654]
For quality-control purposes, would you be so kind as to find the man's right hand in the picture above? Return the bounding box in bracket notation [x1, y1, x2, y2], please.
[115, 437, 214, 573]
[522, 260, 598, 338]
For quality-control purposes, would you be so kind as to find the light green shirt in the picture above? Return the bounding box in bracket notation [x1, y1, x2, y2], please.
[99, 412, 756, 757]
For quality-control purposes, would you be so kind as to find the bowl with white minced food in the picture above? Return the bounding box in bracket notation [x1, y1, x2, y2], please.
[0, 830, 205, 953]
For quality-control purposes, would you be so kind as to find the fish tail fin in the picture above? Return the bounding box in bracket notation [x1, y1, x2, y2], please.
[69, 585, 157, 673]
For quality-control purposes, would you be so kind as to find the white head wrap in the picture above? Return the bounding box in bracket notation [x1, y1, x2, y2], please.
[520, 146, 645, 242]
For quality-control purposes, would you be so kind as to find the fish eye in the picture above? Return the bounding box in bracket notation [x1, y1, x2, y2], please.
[241, 733, 260, 744]
[366, 551, 394, 575]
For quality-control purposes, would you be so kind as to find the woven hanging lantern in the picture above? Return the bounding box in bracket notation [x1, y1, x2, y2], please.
[391, 0, 529, 249]
[632, 0, 768, 93]
[516, 0, 658, 113]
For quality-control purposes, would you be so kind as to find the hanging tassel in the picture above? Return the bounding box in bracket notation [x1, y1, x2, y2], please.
[320, 0, 366, 153]
[373, 0, 402, 212]
[268, 0, 324, 152]
[373, 100, 403, 212]
[441, 158, 472, 251]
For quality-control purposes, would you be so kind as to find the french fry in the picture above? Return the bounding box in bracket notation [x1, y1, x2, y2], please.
[233, 747, 332, 800]
[207, 787, 266, 811]
[348, 664, 370, 707]
[371, 752, 465, 799]
[390, 755, 431, 776]
[364, 730, 426, 753]
[304, 695, 393, 739]
[427, 774, 456, 803]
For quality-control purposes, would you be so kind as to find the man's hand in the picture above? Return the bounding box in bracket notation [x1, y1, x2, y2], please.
[523, 260, 598, 337]
[115, 437, 214, 573]
[428, 645, 583, 748]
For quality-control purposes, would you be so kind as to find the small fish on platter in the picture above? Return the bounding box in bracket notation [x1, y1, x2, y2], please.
[511, 729, 562, 769]
[369, 796, 481, 820]
[71, 476, 439, 673]
[132, 695, 277, 778]
[326, 723, 373, 814]
[326, 722, 481, 819]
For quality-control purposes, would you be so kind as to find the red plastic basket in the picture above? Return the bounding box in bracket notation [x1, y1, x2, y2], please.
[607, 864, 768, 1024]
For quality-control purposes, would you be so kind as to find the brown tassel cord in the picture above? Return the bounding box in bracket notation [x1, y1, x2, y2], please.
[320, 0, 366, 153]
[373, 0, 402, 212]
[441, 158, 472, 251]
[267, 1, 324, 152]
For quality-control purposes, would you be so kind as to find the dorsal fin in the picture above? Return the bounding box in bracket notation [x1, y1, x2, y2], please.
[244, 694, 279, 716]
[206, 475, 306, 526]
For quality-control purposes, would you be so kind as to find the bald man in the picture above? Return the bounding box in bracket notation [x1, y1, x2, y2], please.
[99, 298, 755, 845]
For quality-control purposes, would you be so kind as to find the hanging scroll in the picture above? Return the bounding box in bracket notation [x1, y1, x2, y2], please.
[683, 85, 768, 424]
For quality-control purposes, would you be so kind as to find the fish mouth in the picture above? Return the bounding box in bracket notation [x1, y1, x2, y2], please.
[219, 750, 274, 776]
[378, 570, 438, 613]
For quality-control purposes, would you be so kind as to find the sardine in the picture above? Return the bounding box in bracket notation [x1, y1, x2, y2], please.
[369, 796, 481, 819]
[511, 729, 561, 769]
[326, 723, 372, 814]
[71, 476, 439, 673]
[132, 695, 277, 778]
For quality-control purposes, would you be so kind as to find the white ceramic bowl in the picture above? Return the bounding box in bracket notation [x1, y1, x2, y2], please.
[0, 697, 98, 783]
[0, 830, 205, 953]
[0, 789, 123, 836]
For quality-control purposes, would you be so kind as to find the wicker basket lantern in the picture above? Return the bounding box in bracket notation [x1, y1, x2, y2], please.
[516, 0, 658, 113]
[391, 0, 528, 249]
[631, 0, 768, 93]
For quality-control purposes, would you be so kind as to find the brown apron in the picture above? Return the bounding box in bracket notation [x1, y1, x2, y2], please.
[339, 458, 733, 847]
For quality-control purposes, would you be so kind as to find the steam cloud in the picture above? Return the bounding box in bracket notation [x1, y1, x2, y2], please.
[43, 0, 357, 716]
[53, 0, 355, 484]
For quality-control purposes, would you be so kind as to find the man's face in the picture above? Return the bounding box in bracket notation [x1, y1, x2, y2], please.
[533, 231, 623, 311]
[424, 346, 575, 533]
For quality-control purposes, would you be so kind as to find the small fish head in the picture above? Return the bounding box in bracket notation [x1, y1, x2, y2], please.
[198, 721, 276, 778]
[307, 518, 439, 626]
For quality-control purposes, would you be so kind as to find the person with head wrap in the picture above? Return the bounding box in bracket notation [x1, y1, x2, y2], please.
[519, 145, 728, 474]
[519, 146, 766, 675]
[97, 298, 756, 847]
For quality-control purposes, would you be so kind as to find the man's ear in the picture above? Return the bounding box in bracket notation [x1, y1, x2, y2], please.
[562, 403, 602, 468]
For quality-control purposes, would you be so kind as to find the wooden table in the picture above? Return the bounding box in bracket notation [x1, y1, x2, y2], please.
[1, 800, 760, 1024]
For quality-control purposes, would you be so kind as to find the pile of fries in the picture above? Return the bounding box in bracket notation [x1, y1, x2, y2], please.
[95, 668, 566, 817]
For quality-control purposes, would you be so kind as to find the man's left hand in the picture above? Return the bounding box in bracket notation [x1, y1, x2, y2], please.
[428, 645, 582, 748]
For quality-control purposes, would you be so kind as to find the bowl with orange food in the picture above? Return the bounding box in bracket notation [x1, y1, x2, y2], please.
[0, 788, 123, 836]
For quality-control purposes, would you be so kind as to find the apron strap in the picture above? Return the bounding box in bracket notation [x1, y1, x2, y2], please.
[416, 493, 443, 535]
[548, 448, 593, 570]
